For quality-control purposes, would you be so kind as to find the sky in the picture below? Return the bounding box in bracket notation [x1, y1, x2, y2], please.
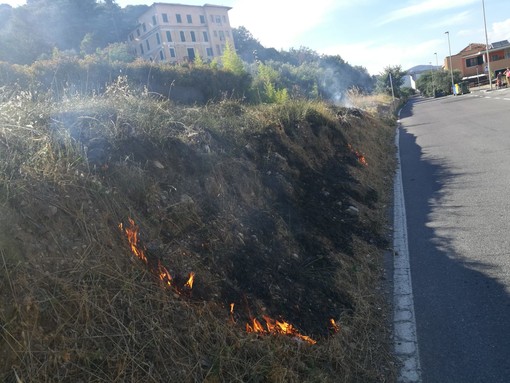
[3, 0, 510, 75]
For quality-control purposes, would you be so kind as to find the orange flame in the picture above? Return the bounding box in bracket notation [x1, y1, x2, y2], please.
[184, 272, 195, 289]
[119, 218, 147, 263]
[229, 303, 236, 323]
[348, 144, 368, 167]
[119, 218, 177, 288]
[157, 260, 173, 287]
[246, 315, 316, 345]
[329, 318, 340, 333]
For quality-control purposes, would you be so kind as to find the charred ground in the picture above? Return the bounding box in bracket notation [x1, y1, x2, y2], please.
[0, 87, 397, 382]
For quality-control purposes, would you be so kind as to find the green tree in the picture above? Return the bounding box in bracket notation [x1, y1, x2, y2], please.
[251, 62, 288, 103]
[376, 65, 406, 98]
[416, 69, 463, 96]
[221, 42, 245, 76]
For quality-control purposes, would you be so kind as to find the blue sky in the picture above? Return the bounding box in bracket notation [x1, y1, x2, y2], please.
[3, 0, 510, 75]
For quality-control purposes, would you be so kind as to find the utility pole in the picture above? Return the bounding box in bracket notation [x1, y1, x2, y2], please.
[389, 72, 396, 111]
[430, 61, 435, 97]
[445, 31, 456, 95]
[482, 0, 493, 90]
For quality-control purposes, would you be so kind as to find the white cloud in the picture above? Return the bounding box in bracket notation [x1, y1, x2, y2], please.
[229, 0, 342, 50]
[379, 0, 478, 25]
[321, 38, 443, 75]
[426, 10, 473, 29]
[490, 18, 510, 42]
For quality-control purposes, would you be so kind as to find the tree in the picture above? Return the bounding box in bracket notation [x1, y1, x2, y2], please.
[416, 69, 463, 96]
[376, 65, 406, 98]
[221, 42, 245, 76]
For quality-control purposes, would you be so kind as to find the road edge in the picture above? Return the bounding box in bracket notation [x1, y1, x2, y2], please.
[393, 110, 422, 383]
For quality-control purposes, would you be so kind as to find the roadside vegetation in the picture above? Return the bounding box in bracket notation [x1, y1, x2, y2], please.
[0, 1, 407, 382]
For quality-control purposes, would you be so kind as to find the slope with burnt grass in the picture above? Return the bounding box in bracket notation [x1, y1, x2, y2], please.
[0, 82, 397, 382]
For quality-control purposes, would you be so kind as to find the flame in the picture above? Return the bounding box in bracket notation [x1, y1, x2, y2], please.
[120, 218, 179, 289]
[348, 144, 368, 167]
[184, 272, 195, 289]
[157, 260, 173, 287]
[119, 218, 147, 263]
[246, 315, 316, 345]
[120, 219, 322, 344]
[329, 318, 340, 333]
[229, 303, 236, 323]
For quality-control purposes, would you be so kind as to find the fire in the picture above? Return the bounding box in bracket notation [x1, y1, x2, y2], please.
[119, 218, 147, 263]
[119, 218, 199, 292]
[329, 318, 340, 333]
[120, 218, 324, 345]
[245, 315, 316, 345]
[348, 144, 368, 167]
[157, 259, 173, 287]
[184, 272, 195, 289]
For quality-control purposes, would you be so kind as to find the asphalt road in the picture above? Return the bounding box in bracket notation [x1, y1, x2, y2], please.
[398, 89, 510, 383]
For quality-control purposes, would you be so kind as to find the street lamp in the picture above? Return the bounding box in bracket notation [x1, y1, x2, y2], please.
[445, 31, 456, 95]
[430, 61, 435, 97]
[482, 0, 493, 90]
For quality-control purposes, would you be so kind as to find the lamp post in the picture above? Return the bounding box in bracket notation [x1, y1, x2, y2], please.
[482, 0, 493, 90]
[445, 31, 456, 95]
[430, 61, 435, 97]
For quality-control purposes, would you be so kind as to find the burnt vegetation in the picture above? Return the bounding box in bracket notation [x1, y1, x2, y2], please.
[0, 1, 400, 382]
[0, 79, 398, 382]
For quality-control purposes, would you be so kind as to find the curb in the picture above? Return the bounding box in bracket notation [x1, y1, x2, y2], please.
[393, 110, 422, 383]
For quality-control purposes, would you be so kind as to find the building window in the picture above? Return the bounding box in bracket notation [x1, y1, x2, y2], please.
[215, 16, 221, 24]
[216, 44, 221, 55]
[222, 15, 227, 23]
[186, 14, 192, 23]
[176, 14, 182, 23]
[169, 48, 176, 58]
[162, 13, 168, 23]
[140, 43, 144, 55]
[166, 31, 172, 42]
[202, 31, 209, 42]
[200, 15, 205, 24]
[142, 23, 146, 32]
[156, 32, 161, 45]
[136, 28, 140, 37]
[180, 31, 186, 42]
[206, 47, 213, 56]
[129, 33, 134, 41]
[159, 50, 165, 60]
[213, 30, 218, 37]
[190, 31, 196, 42]
[146, 39, 150, 51]
[465, 56, 483, 67]
[152, 15, 157, 25]
[219, 31, 225, 41]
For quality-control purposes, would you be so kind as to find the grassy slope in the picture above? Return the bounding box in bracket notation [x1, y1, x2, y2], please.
[0, 84, 397, 382]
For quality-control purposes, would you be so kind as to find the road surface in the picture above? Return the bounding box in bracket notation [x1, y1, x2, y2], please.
[398, 89, 510, 382]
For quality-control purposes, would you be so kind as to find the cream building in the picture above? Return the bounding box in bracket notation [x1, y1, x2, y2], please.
[128, 3, 235, 63]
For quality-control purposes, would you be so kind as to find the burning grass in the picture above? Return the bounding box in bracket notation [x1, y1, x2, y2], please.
[0, 85, 396, 382]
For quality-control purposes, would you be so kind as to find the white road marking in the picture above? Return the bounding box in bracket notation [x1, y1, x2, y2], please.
[394, 114, 422, 383]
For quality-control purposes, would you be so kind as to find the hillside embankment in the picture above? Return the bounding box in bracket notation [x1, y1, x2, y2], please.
[0, 84, 397, 382]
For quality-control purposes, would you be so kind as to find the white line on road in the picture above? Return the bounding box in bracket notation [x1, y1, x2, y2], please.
[394, 115, 422, 383]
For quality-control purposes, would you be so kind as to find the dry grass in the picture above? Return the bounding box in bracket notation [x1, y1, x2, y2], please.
[346, 88, 397, 121]
[0, 84, 397, 382]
